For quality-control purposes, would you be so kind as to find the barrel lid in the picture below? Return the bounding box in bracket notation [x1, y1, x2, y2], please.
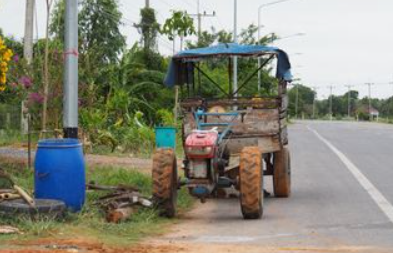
[38, 138, 82, 148]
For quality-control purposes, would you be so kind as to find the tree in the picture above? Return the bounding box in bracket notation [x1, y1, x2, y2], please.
[186, 27, 218, 49]
[161, 11, 196, 52]
[288, 84, 315, 118]
[137, 7, 159, 51]
[78, 0, 125, 64]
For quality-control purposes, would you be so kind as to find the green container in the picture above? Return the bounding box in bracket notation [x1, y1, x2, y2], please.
[154, 126, 176, 149]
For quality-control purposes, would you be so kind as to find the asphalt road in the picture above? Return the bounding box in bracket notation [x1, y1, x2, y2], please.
[151, 121, 393, 253]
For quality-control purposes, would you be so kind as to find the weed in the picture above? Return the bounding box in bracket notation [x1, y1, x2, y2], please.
[0, 165, 194, 246]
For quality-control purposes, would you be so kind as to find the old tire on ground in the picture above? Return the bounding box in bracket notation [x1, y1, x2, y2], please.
[152, 148, 178, 218]
[239, 147, 263, 219]
[0, 199, 66, 219]
[273, 147, 291, 197]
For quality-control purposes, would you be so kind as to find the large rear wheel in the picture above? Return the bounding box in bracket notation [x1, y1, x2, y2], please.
[152, 148, 178, 218]
[239, 147, 263, 219]
[273, 147, 291, 197]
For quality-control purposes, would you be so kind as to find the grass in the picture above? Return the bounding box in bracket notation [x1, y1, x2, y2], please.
[0, 163, 194, 246]
[0, 130, 25, 147]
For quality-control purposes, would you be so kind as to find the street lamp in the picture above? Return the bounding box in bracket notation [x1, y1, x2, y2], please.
[272, 33, 306, 43]
[257, 0, 299, 91]
[257, 0, 297, 42]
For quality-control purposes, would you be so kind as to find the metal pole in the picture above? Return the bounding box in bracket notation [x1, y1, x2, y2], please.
[145, 0, 149, 8]
[295, 84, 299, 119]
[63, 0, 79, 138]
[257, 6, 262, 92]
[27, 114, 31, 170]
[24, 0, 34, 63]
[233, 0, 238, 98]
[345, 85, 352, 118]
[22, 0, 35, 134]
[366, 83, 373, 121]
[388, 82, 393, 123]
[197, 0, 201, 42]
[312, 87, 318, 119]
[329, 85, 333, 121]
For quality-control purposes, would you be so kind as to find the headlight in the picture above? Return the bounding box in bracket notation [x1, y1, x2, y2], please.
[186, 146, 213, 155]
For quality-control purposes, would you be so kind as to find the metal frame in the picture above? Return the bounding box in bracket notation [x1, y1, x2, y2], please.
[194, 111, 240, 144]
[182, 53, 277, 99]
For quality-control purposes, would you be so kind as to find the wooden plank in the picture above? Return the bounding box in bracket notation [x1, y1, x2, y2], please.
[225, 136, 280, 154]
[182, 108, 282, 137]
[281, 95, 289, 110]
[280, 126, 288, 145]
[180, 97, 280, 109]
[279, 110, 287, 119]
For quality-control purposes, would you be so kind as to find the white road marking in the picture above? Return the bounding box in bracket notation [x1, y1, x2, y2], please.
[307, 126, 393, 225]
[193, 233, 295, 243]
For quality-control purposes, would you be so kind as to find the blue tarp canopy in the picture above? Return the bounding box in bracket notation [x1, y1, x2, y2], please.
[164, 43, 292, 87]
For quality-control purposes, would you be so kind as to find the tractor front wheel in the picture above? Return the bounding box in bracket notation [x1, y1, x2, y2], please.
[239, 147, 263, 219]
[273, 147, 291, 197]
[152, 148, 178, 218]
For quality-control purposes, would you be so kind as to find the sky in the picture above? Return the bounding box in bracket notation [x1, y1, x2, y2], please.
[1, 0, 393, 99]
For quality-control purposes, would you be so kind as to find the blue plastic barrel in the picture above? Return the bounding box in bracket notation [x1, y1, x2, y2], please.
[155, 126, 176, 149]
[34, 138, 86, 212]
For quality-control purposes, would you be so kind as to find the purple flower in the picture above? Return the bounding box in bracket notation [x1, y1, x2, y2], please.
[19, 76, 32, 89]
[13, 54, 19, 63]
[28, 92, 44, 104]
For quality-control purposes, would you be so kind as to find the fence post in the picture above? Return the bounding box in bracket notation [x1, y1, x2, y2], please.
[28, 114, 32, 170]
[6, 113, 11, 130]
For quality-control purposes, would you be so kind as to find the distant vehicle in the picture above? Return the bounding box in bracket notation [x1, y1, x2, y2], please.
[153, 43, 292, 219]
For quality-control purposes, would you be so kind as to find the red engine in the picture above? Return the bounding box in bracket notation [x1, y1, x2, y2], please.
[184, 130, 218, 179]
[185, 130, 218, 159]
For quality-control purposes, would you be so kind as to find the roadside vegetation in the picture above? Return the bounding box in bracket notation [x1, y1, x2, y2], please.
[288, 82, 393, 121]
[0, 162, 194, 246]
[288, 84, 393, 121]
[0, 0, 280, 156]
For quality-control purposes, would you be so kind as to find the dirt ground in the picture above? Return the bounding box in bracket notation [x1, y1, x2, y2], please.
[0, 148, 152, 172]
[0, 147, 186, 173]
[1, 238, 391, 253]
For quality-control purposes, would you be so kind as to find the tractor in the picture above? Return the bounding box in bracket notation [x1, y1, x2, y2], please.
[152, 43, 292, 219]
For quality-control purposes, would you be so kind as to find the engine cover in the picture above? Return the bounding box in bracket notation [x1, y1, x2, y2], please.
[185, 130, 218, 159]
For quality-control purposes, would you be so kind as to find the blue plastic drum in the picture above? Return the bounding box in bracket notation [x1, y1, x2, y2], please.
[34, 139, 86, 212]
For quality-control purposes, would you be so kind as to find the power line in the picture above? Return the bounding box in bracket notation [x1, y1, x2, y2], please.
[95, 9, 175, 53]
[188, 0, 216, 42]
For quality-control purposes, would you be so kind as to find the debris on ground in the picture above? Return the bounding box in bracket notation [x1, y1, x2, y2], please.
[0, 225, 20, 234]
[44, 244, 80, 252]
[87, 182, 153, 223]
[0, 192, 21, 202]
[0, 167, 35, 207]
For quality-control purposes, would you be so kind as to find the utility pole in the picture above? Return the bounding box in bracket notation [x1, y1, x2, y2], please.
[189, 0, 216, 44]
[389, 81, 393, 121]
[312, 86, 319, 119]
[345, 85, 352, 119]
[365, 83, 374, 121]
[233, 0, 238, 98]
[22, 0, 35, 133]
[329, 85, 333, 121]
[295, 84, 299, 119]
[63, 0, 79, 138]
[145, 0, 149, 8]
